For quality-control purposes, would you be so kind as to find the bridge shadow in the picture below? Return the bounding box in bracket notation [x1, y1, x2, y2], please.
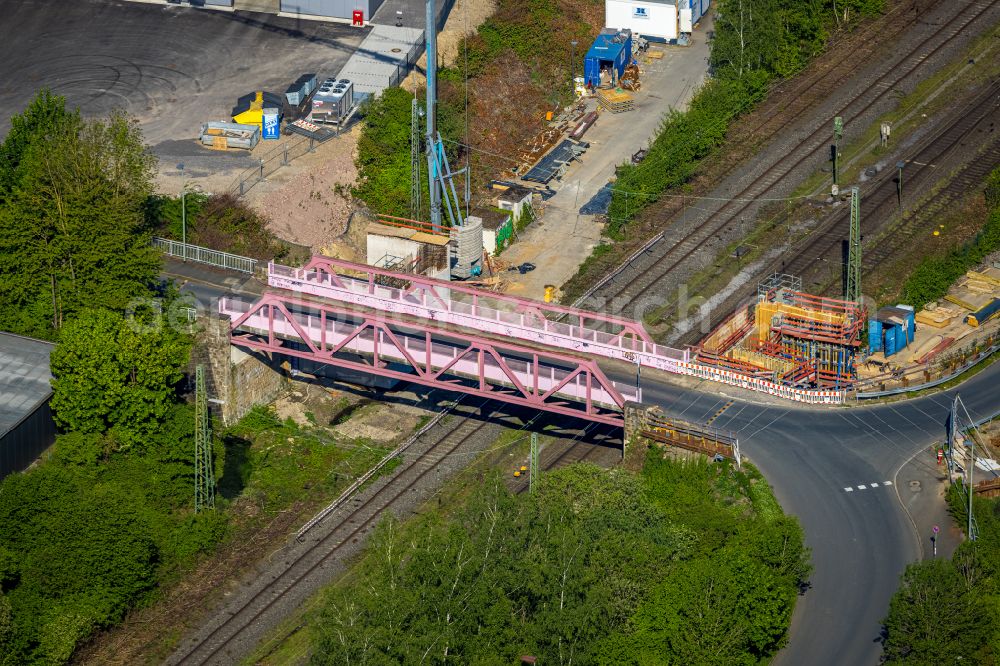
[285, 371, 623, 453]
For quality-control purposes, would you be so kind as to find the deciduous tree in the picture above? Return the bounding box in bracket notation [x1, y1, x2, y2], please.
[50, 308, 189, 446]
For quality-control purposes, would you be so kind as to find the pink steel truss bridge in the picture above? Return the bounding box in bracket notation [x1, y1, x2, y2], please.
[219, 292, 639, 426]
[267, 256, 690, 373]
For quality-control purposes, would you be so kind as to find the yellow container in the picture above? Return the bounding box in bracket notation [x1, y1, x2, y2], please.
[545, 110, 553, 121]
[544, 285, 555, 303]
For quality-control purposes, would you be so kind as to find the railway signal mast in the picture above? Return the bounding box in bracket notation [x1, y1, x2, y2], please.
[845, 186, 862, 305]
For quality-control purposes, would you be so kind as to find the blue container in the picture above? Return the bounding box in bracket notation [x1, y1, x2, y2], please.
[583, 30, 633, 87]
[884, 326, 898, 357]
[868, 319, 883, 353]
[895, 324, 908, 351]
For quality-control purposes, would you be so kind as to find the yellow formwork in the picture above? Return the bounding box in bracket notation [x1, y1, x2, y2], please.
[729, 347, 796, 374]
[754, 301, 846, 342]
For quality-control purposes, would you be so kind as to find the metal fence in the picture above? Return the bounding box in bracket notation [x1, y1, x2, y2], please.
[229, 134, 317, 198]
[152, 237, 257, 274]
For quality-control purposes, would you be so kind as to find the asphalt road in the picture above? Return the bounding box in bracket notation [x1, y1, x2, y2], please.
[170, 264, 999, 664]
[0, 0, 364, 173]
[632, 364, 1000, 665]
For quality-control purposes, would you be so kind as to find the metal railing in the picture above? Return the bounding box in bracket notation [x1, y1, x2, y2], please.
[230, 134, 316, 198]
[152, 237, 257, 274]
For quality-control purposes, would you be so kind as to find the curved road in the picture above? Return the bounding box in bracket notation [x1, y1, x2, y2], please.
[630, 361, 1000, 665]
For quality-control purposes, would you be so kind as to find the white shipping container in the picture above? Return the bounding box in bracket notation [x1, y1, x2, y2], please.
[605, 0, 678, 42]
[679, 6, 692, 32]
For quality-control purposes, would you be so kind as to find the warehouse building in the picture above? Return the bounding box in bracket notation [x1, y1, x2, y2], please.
[0, 333, 56, 480]
[280, 0, 385, 23]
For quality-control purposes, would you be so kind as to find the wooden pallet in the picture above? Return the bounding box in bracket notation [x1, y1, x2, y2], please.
[596, 89, 634, 113]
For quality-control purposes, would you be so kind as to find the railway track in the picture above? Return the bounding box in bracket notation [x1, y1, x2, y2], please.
[582, 0, 1000, 319]
[168, 399, 501, 666]
[676, 78, 1000, 346]
[785, 81, 1000, 294]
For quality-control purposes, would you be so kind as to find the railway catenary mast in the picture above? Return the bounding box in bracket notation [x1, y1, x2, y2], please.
[425, 0, 441, 230]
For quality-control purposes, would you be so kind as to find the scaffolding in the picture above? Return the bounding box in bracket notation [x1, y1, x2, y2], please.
[698, 274, 866, 389]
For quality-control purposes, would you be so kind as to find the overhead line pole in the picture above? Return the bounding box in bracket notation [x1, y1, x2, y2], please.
[425, 0, 441, 230]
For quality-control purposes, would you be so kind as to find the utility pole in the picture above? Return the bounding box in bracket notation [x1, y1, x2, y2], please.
[896, 160, 905, 212]
[529, 432, 539, 494]
[845, 186, 862, 304]
[948, 394, 958, 485]
[967, 416, 975, 541]
[425, 0, 441, 230]
[195, 365, 215, 512]
[832, 117, 843, 191]
[410, 97, 421, 220]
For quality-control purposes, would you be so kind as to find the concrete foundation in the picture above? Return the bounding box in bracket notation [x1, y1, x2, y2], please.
[200, 316, 287, 425]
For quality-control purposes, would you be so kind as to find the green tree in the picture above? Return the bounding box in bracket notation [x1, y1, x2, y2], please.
[0, 89, 79, 198]
[0, 93, 160, 338]
[0, 465, 157, 663]
[49, 308, 190, 446]
[883, 557, 989, 663]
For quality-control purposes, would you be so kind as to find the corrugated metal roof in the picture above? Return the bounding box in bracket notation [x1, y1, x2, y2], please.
[0, 333, 54, 437]
[586, 31, 632, 60]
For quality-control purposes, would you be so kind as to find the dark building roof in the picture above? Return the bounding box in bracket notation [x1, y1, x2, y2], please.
[470, 207, 512, 230]
[0, 333, 54, 438]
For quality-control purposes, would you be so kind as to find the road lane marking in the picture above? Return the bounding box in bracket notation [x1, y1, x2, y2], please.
[843, 481, 894, 493]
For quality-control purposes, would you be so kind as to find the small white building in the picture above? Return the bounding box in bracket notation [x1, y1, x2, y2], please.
[606, 0, 678, 42]
[366, 223, 450, 281]
[494, 185, 534, 225]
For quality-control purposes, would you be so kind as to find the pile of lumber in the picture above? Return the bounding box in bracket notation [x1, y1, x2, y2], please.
[597, 89, 634, 113]
[620, 64, 641, 91]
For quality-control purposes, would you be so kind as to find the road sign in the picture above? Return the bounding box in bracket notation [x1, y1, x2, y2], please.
[262, 110, 280, 140]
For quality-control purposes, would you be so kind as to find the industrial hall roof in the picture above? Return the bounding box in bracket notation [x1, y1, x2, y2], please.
[0, 332, 54, 438]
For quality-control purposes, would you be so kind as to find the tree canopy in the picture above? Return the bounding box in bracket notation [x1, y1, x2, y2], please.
[311, 454, 809, 665]
[0, 91, 160, 339]
[882, 483, 1000, 663]
[49, 308, 190, 448]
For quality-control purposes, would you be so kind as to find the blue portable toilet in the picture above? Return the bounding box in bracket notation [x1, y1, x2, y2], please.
[883, 324, 899, 357]
[583, 29, 633, 88]
[868, 319, 883, 353]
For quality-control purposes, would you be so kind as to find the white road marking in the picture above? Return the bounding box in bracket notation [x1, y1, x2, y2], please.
[843, 481, 894, 492]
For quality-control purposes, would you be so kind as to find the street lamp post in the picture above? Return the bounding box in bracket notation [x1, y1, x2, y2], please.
[180, 183, 203, 262]
[571, 40, 578, 98]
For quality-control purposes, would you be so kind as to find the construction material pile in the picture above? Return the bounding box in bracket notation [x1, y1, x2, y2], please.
[620, 63, 641, 91]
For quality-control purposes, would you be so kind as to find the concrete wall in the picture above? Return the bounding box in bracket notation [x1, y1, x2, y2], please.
[367, 233, 421, 267]
[280, 0, 382, 20]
